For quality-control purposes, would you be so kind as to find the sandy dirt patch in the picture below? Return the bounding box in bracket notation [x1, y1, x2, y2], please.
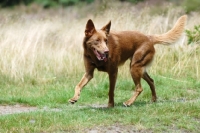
[0, 104, 37, 115]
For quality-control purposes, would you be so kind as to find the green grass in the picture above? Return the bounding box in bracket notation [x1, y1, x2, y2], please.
[0, 73, 200, 132]
[0, 1, 200, 132]
[1, 102, 199, 132]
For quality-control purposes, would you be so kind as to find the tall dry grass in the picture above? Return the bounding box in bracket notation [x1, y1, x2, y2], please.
[0, 2, 199, 82]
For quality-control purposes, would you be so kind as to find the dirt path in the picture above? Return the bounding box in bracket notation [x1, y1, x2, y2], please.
[0, 104, 37, 115]
[1, 98, 200, 115]
[81, 124, 152, 133]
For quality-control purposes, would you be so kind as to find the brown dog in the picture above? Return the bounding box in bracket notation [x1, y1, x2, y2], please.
[69, 15, 187, 107]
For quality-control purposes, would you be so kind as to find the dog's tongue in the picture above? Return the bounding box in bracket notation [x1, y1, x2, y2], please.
[93, 49, 107, 62]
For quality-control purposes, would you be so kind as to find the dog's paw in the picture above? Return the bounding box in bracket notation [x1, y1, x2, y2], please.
[107, 103, 114, 108]
[123, 102, 131, 107]
[68, 98, 77, 104]
[152, 96, 157, 102]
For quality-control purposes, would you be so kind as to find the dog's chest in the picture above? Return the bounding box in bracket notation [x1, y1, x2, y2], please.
[86, 54, 108, 72]
[90, 61, 106, 72]
[96, 65, 107, 72]
[91, 60, 107, 72]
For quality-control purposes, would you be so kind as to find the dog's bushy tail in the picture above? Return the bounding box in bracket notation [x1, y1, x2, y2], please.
[152, 15, 187, 45]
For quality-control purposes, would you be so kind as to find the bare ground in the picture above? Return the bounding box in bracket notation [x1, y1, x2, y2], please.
[1, 98, 199, 132]
[80, 124, 152, 133]
[0, 104, 37, 115]
[1, 98, 199, 115]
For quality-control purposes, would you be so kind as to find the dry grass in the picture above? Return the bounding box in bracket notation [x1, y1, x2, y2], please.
[0, 2, 200, 82]
[0, 3, 200, 132]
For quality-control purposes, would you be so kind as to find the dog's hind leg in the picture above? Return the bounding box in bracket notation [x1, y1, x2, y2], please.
[123, 47, 155, 107]
[142, 72, 157, 102]
[123, 64, 144, 107]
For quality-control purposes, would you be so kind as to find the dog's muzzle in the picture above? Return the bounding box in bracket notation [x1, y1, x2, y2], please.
[93, 49, 109, 62]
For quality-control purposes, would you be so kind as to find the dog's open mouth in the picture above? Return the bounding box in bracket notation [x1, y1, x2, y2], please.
[93, 48, 108, 62]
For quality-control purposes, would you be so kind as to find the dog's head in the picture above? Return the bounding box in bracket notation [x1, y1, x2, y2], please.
[84, 19, 111, 61]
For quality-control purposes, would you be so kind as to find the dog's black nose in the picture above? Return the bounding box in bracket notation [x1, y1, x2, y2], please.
[104, 50, 109, 54]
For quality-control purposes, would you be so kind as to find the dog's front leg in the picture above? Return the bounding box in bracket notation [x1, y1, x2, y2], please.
[108, 68, 118, 107]
[69, 57, 95, 104]
[68, 73, 93, 104]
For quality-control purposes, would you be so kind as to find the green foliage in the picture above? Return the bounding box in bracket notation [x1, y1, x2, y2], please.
[0, 0, 24, 7]
[128, 0, 144, 4]
[185, 25, 200, 44]
[120, 0, 144, 4]
[0, 0, 95, 8]
[35, 0, 94, 8]
[0, 0, 145, 8]
[183, 0, 200, 13]
[1, 0, 200, 12]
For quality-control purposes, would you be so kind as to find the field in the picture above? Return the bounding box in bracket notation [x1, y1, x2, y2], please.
[0, 1, 200, 132]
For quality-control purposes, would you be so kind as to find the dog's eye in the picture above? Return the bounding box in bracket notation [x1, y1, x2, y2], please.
[96, 39, 100, 42]
[104, 39, 108, 43]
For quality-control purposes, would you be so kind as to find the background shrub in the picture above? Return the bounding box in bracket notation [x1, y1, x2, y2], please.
[182, 0, 200, 13]
[0, 0, 95, 8]
[186, 25, 200, 44]
[0, 0, 200, 13]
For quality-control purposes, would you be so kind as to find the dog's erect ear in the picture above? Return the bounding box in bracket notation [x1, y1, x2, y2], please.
[101, 20, 111, 35]
[85, 19, 96, 37]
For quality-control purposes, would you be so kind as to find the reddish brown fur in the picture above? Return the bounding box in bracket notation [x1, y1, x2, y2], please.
[69, 15, 187, 107]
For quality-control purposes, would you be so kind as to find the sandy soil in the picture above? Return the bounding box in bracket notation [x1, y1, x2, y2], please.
[0, 104, 37, 115]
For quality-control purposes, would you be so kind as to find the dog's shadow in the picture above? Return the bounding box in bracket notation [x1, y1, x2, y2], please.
[77, 101, 149, 111]
[77, 98, 191, 111]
